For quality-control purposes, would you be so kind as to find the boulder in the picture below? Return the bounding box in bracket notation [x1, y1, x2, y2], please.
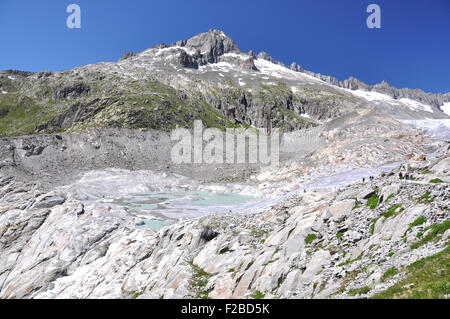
[379, 184, 400, 202]
[31, 193, 66, 209]
[325, 199, 355, 222]
[357, 189, 376, 202]
[200, 227, 218, 242]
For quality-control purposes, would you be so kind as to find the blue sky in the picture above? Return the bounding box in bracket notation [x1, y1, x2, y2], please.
[0, 0, 449, 93]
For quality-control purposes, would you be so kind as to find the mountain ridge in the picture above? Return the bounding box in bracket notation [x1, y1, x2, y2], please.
[117, 29, 450, 109]
[0, 28, 449, 138]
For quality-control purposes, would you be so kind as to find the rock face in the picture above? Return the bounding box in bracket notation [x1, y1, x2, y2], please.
[0, 146, 448, 299]
[172, 29, 242, 68]
[36, 98, 108, 132]
[325, 199, 355, 222]
[53, 83, 90, 100]
[181, 29, 241, 64]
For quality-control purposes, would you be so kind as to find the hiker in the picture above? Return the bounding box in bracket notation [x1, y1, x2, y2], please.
[399, 172, 403, 180]
[362, 177, 365, 183]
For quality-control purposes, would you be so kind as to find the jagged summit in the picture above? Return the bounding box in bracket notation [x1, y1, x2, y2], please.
[176, 29, 240, 55]
[168, 29, 242, 65]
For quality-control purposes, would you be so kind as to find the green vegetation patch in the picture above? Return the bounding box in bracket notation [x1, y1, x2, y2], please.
[429, 178, 444, 184]
[381, 204, 403, 219]
[251, 290, 265, 299]
[417, 191, 435, 204]
[382, 267, 399, 281]
[411, 220, 450, 249]
[370, 217, 381, 235]
[366, 193, 379, 210]
[305, 233, 317, 245]
[372, 245, 450, 299]
[348, 286, 370, 296]
[190, 262, 212, 299]
[0, 94, 64, 137]
[410, 216, 427, 228]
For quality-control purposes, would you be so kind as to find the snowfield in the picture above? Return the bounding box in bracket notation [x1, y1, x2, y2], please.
[222, 52, 248, 60]
[344, 89, 435, 113]
[441, 102, 450, 116]
[254, 58, 323, 84]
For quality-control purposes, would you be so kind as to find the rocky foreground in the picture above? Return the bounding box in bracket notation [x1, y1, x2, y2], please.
[0, 142, 448, 299]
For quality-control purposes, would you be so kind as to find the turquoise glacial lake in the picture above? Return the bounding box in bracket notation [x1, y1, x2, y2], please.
[111, 191, 259, 231]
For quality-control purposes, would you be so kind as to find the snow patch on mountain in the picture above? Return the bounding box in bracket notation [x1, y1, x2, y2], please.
[345, 89, 393, 102]
[222, 53, 248, 60]
[344, 89, 435, 113]
[441, 102, 450, 116]
[199, 62, 233, 73]
[399, 98, 434, 113]
[254, 58, 323, 84]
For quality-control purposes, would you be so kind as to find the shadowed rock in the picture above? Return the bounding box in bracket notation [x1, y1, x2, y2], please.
[200, 226, 218, 242]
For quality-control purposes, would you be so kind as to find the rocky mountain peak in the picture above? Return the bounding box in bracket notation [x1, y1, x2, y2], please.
[372, 80, 398, 98]
[341, 76, 370, 91]
[174, 29, 241, 64]
[289, 62, 303, 72]
[373, 79, 395, 90]
[256, 52, 285, 67]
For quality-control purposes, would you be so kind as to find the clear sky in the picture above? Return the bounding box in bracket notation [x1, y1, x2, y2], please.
[1, 0, 449, 93]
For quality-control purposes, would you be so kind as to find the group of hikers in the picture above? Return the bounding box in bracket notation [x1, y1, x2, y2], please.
[362, 172, 414, 184]
[362, 176, 375, 184]
[399, 172, 414, 181]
